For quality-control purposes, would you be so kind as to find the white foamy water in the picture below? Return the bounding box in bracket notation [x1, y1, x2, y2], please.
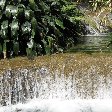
[0, 65, 112, 112]
[1, 99, 112, 112]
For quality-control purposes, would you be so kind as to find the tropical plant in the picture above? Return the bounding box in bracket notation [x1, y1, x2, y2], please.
[75, 0, 111, 11]
[0, 0, 86, 59]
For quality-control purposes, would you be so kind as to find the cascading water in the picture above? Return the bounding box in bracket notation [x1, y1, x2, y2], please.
[0, 54, 112, 112]
[85, 16, 108, 36]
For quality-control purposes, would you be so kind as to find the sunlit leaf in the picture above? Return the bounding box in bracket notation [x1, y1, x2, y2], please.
[10, 19, 19, 37]
[55, 18, 65, 29]
[27, 39, 34, 49]
[1, 20, 8, 39]
[0, 0, 5, 10]
[21, 21, 31, 35]
[25, 10, 30, 20]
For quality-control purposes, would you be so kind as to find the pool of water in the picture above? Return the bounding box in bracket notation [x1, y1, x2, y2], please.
[70, 35, 112, 52]
[1, 99, 112, 112]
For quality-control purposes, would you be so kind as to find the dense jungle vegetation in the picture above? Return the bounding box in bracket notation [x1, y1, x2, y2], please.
[0, 0, 111, 59]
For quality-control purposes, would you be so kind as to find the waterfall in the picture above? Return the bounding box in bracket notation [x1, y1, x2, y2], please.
[85, 16, 108, 36]
[0, 61, 112, 112]
[84, 9, 111, 36]
[86, 25, 99, 36]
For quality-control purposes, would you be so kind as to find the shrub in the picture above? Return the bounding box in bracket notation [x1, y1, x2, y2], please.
[0, 0, 85, 58]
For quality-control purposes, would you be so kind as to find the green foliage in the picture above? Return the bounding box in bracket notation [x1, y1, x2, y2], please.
[13, 41, 19, 55]
[1, 20, 8, 39]
[55, 18, 65, 29]
[0, 0, 85, 59]
[76, 0, 111, 11]
[10, 19, 19, 38]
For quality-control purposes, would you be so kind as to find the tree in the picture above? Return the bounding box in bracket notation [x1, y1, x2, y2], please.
[0, 0, 85, 59]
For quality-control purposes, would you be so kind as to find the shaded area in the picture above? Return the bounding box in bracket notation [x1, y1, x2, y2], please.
[0, 0, 86, 59]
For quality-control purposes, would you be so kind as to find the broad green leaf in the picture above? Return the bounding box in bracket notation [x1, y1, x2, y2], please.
[47, 36, 54, 47]
[31, 29, 35, 38]
[29, 0, 38, 11]
[39, 1, 50, 13]
[5, 5, 11, 18]
[61, 4, 76, 13]
[21, 21, 31, 35]
[42, 39, 50, 55]
[45, 45, 51, 55]
[25, 10, 30, 20]
[0, 0, 5, 10]
[10, 19, 19, 37]
[29, 10, 34, 18]
[54, 27, 63, 37]
[55, 18, 65, 29]
[31, 17, 38, 32]
[69, 17, 83, 23]
[17, 4, 25, 9]
[1, 20, 8, 39]
[43, 16, 55, 27]
[11, 5, 17, 16]
[26, 48, 31, 58]
[51, 2, 57, 6]
[26, 48, 35, 59]
[5, 5, 18, 17]
[13, 41, 19, 55]
[27, 39, 34, 49]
